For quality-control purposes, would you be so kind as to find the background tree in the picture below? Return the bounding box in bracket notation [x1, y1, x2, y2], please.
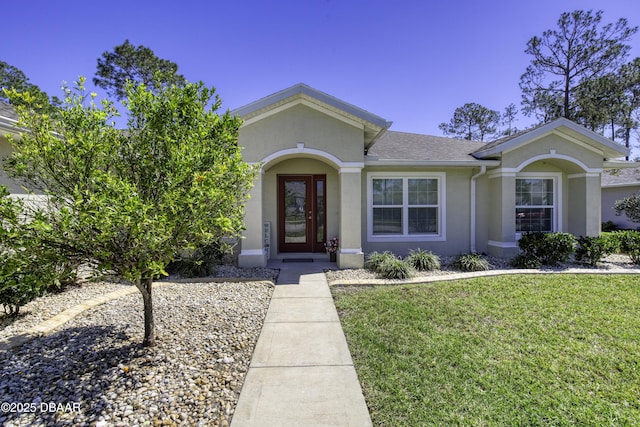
[520, 10, 637, 122]
[4, 78, 256, 346]
[0, 61, 59, 113]
[439, 102, 500, 141]
[501, 103, 519, 136]
[93, 40, 186, 101]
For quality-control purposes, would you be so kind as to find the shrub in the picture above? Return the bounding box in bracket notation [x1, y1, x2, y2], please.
[613, 230, 640, 264]
[453, 253, 489, 272]
[378, 257, 414, 280]
[167, 240, 229, 278]
[517, 232, 575, 266]
[511, 253, 542, 269]
[574, 236, 614, 266]
[601, 220, 617, 232]
[365, 251, 396, 273]
[406, 249, 440, 271]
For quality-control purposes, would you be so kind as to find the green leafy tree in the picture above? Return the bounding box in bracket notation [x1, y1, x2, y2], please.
[439, 102, 500, 141]
[0, 61, 59, 113]
[4, 78, 256, 346]
[520, 10, 637, 122]
[93, 39, 186, 101]
[615, 193, 640, 223]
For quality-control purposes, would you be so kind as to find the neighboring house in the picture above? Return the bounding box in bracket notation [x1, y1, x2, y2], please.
[1, 86, 633, 269]
[233, 84, 631, 268]
[0, 101, 23, 193]
[601, 167, 640, 230]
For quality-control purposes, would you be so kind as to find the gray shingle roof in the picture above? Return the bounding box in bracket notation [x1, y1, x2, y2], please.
[0, 101, 18, 121]
[367, 131, 487, 162]
[602, 167, 640, 187]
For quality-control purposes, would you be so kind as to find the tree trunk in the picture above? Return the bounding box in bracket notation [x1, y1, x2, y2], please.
[135, 277, 155, 347]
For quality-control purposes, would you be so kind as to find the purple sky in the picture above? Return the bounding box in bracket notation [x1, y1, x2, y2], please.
[4, 0, 640, 139]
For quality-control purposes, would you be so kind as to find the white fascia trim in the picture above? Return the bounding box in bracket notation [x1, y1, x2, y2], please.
[339, 248, 364, 254]
[602, 183, 640, 188]
[259, 145, 364, 170]
[366, 171, 447, 242]
[488, 171, 517, 179]
[340, 167, 363, 174]
[239, 249, 266, 256]
[364, 160, 500, 167]
[603, 161, 638, 169]
[488, 240, 518, 248]
[242, 97, 365, 130]
[567, 173, 600, 179]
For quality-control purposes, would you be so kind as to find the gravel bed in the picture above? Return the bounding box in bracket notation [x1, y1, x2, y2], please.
[0, 282, 132, 342]
[325, 253, 640, 283]
[0, 280, 274, 427]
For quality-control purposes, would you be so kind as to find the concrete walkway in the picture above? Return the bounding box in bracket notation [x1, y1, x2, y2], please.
[231, 260, 372, 427]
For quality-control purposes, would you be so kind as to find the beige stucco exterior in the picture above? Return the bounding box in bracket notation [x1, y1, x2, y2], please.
[236, 98, 372, 268]
[1, 86, 630, 269]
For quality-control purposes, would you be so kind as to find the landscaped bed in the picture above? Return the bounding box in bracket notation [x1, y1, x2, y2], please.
[333, 274, 640, 426]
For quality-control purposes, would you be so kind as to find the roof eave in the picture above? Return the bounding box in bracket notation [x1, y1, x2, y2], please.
[364, 159, 501, 167]
[473, 118, 629, 159]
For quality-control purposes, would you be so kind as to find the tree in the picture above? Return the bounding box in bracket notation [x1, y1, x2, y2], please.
[520, 10, 637, 122]
[439, 102, 500, 141]
[501, 103, 519, 136]
[93, 40, 186, 101]
[615, 193, 640, 223]
[4, 78, 257, 346]
[0, 61, 59, 113]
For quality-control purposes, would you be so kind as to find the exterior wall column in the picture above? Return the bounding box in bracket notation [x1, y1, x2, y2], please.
[568, 173, 601, 237]
[337, 167, 364, 268]
[487, 172, 518, 257]
[238, 170, 267, 267]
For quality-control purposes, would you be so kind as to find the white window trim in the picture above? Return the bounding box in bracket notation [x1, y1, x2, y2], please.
[367, 172, 446, 242]
[515, 172, 562, 238]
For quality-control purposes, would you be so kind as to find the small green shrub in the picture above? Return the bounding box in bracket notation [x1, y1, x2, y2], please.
[601, 231, 622, 254]
[378, 257, 414, 279]
[601, 220, 617, 232]
[406, 249, 440, 271]
[365, 251, 396, 273]
[453, 253, 489, 272]
[517, 232, 575, 266]
[575, 236, 614, 266]
[167, 240, 229, 277]
[511, 253, 542, 269]
[616, 230, 640, 264]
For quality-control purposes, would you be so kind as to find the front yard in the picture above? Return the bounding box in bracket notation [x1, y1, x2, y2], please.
[333, 274, 640, 426]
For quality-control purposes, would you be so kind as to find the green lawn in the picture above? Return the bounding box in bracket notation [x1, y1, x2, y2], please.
[333, 275, 640, 426]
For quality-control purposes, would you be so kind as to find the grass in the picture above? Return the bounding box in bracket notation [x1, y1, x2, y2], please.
[333, 275, 640, 426]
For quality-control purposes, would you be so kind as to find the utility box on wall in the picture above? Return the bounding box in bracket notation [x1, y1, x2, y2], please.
[263, 222, 271, 260]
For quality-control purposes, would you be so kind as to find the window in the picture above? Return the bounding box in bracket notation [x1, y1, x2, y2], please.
[515, 177, 556, 233]
[369, 173, 444, 240]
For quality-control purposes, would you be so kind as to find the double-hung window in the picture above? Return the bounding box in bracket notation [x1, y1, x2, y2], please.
[369, 173, 445, 241]
[515, 176, 557, 233]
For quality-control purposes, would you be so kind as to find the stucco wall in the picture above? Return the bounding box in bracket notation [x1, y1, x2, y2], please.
[360, 167, 474, 256]
[602, 186, 640, 230]
[500, 134, 603, 171]
[238, 104, 365, 163]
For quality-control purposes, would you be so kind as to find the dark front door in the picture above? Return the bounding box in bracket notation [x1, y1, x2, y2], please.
[278, 175, 326, 252]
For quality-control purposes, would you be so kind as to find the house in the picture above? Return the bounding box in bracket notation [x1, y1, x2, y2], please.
[233, 84, 631, 268]
[0, 85, 633, 269]
[601, 167, 640, 230]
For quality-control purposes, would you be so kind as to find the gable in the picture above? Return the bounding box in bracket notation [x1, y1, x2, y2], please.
[238, 103, 368, 163]
[233, 84, 391, 164]
[474, 118, 629, 161]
